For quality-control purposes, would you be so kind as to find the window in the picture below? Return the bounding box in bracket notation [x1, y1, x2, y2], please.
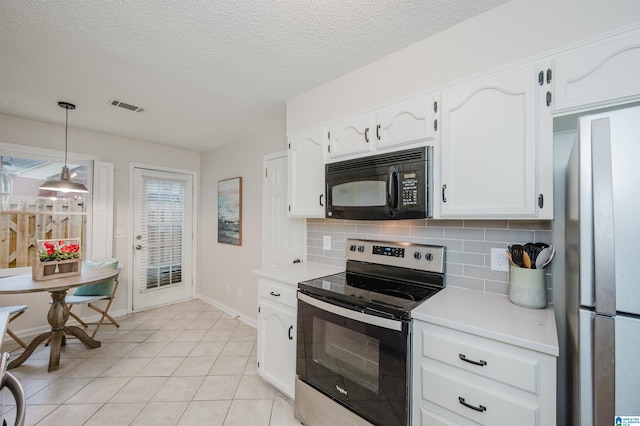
[139, 175, 185, 290]
[0, 154, 90, 271]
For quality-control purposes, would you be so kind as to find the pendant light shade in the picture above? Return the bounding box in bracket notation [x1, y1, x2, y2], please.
[39, 102, 89, 194]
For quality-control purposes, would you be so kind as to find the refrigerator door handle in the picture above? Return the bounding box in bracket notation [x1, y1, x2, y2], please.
[591, 117, 616, 316]
[593, 315, 615, 426]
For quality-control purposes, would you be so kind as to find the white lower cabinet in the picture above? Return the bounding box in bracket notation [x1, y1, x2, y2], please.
[412, 321, 556, 425]
[257, 277, 297, 399]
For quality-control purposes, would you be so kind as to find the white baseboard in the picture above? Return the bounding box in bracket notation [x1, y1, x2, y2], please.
[197, 294, 257, 329]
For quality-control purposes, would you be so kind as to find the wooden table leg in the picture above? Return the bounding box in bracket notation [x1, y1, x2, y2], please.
[7, 331, 52, 369]
[47, 290, 70, 371]
[8, 290, 102, 372]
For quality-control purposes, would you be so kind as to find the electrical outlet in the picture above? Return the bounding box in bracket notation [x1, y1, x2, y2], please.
[491, 248, 510, 272]
[323, 235, 331, 250]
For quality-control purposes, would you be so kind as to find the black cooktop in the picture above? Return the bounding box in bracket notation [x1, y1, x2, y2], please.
[298, 239, 446, 320]
[298, 270, 442, 320]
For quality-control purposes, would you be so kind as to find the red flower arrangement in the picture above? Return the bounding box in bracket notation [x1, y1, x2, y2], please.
[38, 239, 81, 261]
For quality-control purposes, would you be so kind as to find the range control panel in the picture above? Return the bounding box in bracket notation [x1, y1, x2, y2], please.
[346, 238, 445, 273]
[372, 245, 405, 257]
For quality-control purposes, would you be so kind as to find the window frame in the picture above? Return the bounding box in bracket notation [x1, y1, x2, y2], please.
[0, 141, 98, 277]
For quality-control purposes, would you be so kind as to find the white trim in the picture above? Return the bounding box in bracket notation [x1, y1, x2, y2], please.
[128, 162, 198, 314]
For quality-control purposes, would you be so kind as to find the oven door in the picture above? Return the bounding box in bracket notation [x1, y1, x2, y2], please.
[297, 292, 409, 426]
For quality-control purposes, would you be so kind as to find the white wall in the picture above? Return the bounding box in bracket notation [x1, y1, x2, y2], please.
[0, 113, 200, 336]
[287, 0, 640, 133]
[198, 120, 286, 324]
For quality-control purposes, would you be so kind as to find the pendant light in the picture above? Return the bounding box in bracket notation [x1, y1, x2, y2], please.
[39, 102, 89, 193]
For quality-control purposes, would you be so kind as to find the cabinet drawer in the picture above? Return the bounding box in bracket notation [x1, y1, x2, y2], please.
[421, 324, 539, 394]
[258, 278, 297, 308]
[420, 407, 460, 426]
[422, 364, 539, 425]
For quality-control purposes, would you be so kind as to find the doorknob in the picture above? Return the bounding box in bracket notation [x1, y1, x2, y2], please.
[135, 245, 142, 250]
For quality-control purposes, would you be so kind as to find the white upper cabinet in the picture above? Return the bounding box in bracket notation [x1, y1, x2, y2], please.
[553, 27, 640, 114]
[326, 112, 375, 160]
[326, 94, 438, 162]
[375, 95, 438, 151]
[288, 126, 325, 217]
[439, 62, 553, 219]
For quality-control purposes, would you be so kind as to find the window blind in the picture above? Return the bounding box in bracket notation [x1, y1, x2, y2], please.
[139, 175, 185, 291]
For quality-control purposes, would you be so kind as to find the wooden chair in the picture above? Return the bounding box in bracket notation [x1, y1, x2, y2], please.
[0, 305, 28, 349]
[53, 259, 123, 338]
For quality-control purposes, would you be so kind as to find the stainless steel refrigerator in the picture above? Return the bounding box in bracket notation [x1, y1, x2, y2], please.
[566, 105, 640, 426]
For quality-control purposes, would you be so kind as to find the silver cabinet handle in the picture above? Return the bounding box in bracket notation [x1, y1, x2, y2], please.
[269, 291, 281, 297]
[135, 245, 142, 250]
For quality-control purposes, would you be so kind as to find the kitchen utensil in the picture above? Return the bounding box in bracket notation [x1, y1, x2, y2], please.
[535, 246, 552, 269]
[541, 245, 555, 268]
[523, 251, 532, 269]
[505, 250, 517, 267]
[510, 245, 524, 268]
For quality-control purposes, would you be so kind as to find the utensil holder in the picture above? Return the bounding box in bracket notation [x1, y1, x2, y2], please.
[509, 267, 547, 309]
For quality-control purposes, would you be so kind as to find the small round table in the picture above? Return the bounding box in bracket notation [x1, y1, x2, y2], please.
[0, 268, 118, 372]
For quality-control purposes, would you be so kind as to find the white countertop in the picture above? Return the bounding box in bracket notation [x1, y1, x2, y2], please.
[254, 262, 344, 286]
[412, 286, 559, 357]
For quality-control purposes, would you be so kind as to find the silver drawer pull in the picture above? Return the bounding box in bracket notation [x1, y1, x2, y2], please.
[459, 353, 487, 366]
[458, 396, 487, 412]
[269, 291, 281, 297]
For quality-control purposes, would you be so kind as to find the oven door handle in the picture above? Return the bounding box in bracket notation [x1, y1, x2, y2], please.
[298, 292, 403, 331]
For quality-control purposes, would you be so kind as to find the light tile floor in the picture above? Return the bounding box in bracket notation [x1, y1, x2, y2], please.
[2, 299, 302, 426]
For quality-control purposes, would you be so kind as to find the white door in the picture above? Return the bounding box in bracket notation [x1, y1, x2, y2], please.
[263, 152, 304, 267]
[132, 167, 194, 310]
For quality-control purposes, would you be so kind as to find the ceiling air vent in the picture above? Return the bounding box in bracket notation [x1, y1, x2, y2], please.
[110, 99, 145, 113]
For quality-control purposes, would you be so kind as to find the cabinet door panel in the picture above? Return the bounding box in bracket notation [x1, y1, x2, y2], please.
[257, 299, 296, 398]
[376, 95, 436, 150]
[327, 113, 374, 160]
[288, 127, 325, 217]
[441, 64, 538, 217]
[554, 29, 640, 113]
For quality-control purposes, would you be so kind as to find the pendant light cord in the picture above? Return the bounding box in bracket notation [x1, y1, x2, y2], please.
[64, 106, 69, 167]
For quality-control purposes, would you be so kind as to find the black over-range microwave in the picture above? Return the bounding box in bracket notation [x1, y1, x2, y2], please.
[325, 147, 433, 220]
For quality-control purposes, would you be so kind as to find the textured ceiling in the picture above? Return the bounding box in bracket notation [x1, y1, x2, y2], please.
[0, 0, 510, 152]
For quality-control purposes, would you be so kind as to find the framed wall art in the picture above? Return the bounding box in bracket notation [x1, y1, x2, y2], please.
[217, 177, 242, 245]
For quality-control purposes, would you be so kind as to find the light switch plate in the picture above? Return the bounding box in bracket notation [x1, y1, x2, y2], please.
[323, 236, 331, 250]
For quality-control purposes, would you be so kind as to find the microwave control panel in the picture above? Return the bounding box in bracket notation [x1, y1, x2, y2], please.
[401, 173, 419, 206]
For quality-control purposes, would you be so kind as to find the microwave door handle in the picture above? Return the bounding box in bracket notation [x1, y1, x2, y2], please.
[389, 167, 399, 212]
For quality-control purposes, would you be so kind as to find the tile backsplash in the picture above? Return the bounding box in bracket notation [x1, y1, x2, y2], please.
[307, 218, 554, 302]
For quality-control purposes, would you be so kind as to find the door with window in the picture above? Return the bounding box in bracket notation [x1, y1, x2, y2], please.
[132, 168, 194, 311]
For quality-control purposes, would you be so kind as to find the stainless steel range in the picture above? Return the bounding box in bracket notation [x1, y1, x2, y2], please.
[295, 239, 446, 426]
